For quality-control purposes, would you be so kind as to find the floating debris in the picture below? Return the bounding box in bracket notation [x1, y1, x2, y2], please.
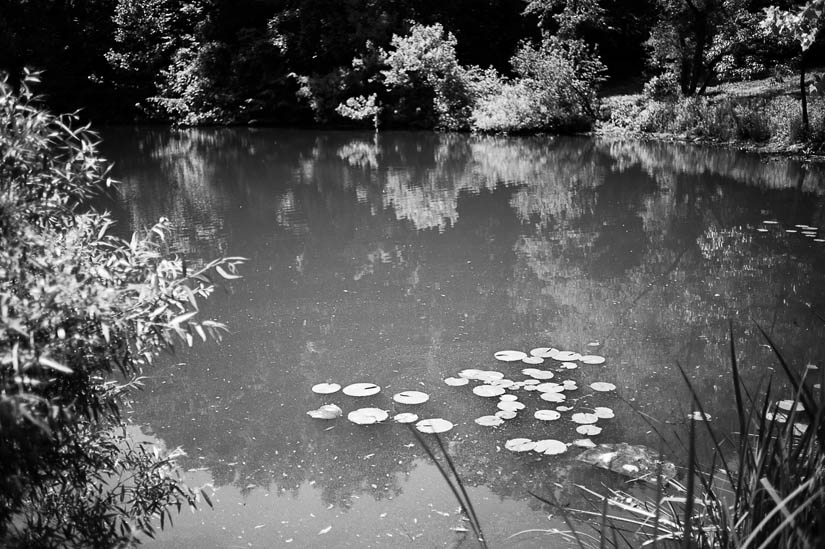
[505, 438, 536, 452]
[415, 418, 454, 434]
[580, 355, 606, 365]
[444, 377, 469, 387]
[475, 415, 504, 427]
[393, 391, 430, 405]
[572, 438, 597, 448]
[348, 408, 389, 425]
[495, 350, 528, 362]
[687, 411, 712, 421]
[307, 404, 343, 420]
[312, 383, 342, 395]
[594, 407, 615, 419]
[590, 382, 617, 392]
[393, 412, 419, 423]
[473, 385, 506, 397]
[765, 411, 788, 423]
[533, 439, 567, 455]
[577, 443, 677, 482]
[571, 412, 599, 425]
[576, 425, 602, 436]
[343, 383, 381, 397]
[534, 409, 561, 421]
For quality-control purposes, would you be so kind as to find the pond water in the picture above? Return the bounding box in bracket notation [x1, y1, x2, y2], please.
[101, 129, 825, 548]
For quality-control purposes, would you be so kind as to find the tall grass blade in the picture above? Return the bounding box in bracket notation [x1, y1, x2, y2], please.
[432, 431, 486, 547]
[528, 490, 589, 549]
[682, 400, 696, 549]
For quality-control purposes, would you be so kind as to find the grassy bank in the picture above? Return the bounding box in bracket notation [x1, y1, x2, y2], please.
[598, 72, 825, 157]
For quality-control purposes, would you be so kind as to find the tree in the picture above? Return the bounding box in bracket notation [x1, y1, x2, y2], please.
[0, 74, 245, 545]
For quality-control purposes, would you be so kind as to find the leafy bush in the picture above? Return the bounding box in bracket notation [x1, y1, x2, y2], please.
[0, 73, 243, 546]
[643, 72, 680, 101]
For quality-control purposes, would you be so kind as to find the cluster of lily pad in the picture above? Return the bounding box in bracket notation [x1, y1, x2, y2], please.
[307, 382, 454, 433]
[448, 347, 617, 456]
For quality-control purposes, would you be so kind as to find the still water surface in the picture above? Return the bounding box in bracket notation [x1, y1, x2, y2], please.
[102, 129, 825, 547]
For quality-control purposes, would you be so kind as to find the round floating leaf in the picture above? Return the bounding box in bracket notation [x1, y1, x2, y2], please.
[776, 400, 804, 412]
[393, 391, 430, 405]
[488, 378, 515, 388]
[416, 418, 454, 434]
[523, 369, 554, 380]
[560, 362, 578, 370]
[393, 412, 419, 424]
[573, 438, 597, 448]
[536, 382, 564, 393]
[307, 404, 343, 420]
[540, 392, 566, 403]
[505, 438, 536, 452]
[556, 405, 572, 412]
[347, 407, 389, 425]
[495, 350, 528, 362]
[534, 439, 567, 455]
[470, 370, 504, 382]
[473, 385, 506, 397]
[535, 409, 561, 421]
[522, 356, 545, 365]
[343, 383, 381, 397]
[571, 412, 599, 425]
[594, 407, 615, 419]
[475, 415, 504, 427]
[562, 380, 578, 391]
[590, 382, 617, 392]
[312, 383, 341, 395]
[552, 351, 581, 361]
[576, 424, 602, 436]
[495, 410, 518, 420]
[580, 355, 606, 365]
[500, 394, 518, 402]
[530, 347, 557, 358]
[444, 377, 469, 387]
[522, 379, 540, 385]
[497, 400, 526, 412]
[687, 411, 712, 421]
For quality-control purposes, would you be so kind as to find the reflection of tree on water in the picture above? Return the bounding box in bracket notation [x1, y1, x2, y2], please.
[111, 129, 825, 519]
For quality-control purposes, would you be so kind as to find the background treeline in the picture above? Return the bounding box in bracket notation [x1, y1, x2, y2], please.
[0, 0, 823, 132]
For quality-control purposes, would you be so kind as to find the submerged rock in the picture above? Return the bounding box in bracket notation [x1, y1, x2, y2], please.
[576, 443, 677, 482]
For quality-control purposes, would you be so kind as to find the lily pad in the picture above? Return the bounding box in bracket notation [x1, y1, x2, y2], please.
[393, 391, 430, 405]
[343, 383, 381, 397]
[540, 392, 566, 403]
[458, 369, 484, 379]
[560, 362, 578, 370]
[495, 410, 518, 420]
[572, 438, 597, 448]
[312, 383, 342, 395]
[347, 408, 389, 425]
[473, 385, 506, 397]
[594, 407, 615, 419]
[523, 368, 554, 380]
[590, 382, 617, 392]
[307, 404, 343, 419]
[500, 394, 518, 402]
[505, 438, 536, 452]
[552, 351, 581, 361]
[415, 418, 454, 434]
[522, 356, 545, 365]
[530, 347, 557, 358]
[475, 415, 504, 427]
[444, 377, 469, 386]
[556, 405, 572, 412]
[571, 412, 599, 424]
[497, 400, 526, 412]
[580, 355, 606, 365]
[576, 424, 602, 436]
[562, 380, 578, 391]
[495, 350, 528, 362]
[533, 439, 567, 455]
[393, 412, 419, 423]
[534, 409, 561, 421]
[535, 382, 563, 393]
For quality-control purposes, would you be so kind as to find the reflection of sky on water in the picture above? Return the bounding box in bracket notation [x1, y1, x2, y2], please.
[101, 129, 825, 547]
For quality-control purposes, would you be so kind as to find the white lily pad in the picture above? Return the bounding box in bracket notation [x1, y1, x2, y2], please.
[536, 382, 564, 393]
[560, 362, 578, 370]
[576, 424, 602, 436]
[393, 391, 430, 405]
[312, 383, 342, 395]
[580, 355, 606, 365]
[590, 382, 617, 392]
[495, 350, 528, 362]
[522, 356, 545, 365]
[458, 369, 484, 379]
[343, 383, 381, 397]
[776, 400, 804, 412]
[394, 412, 419, 423]
[416, 418, 454, 434]
[556, 405, 572, 412]
[594, 407, 615, 419]
[522, 379, 540, 385]
[533, 439, 567, 455]
[495, 410, 518, 420]
[475, 415, 504, 427]
[530, 347, 557, 358]
[500, 394, 518, 402]
[572, 438, 597, 448]
[307, 404, 343, 419]
[534, 409, 561, 421]
[488, 378, 515, 388]
[473, 385, 506, 397]
[562, 380, 578, 391]
[348, 407, 389, 425]
[497, 400, 526, 412]
[505, 438, 536, 452]
[523, 369, 555, 380]
[571, 412, 599, 425]
[540, 392, 566, 403]
[552, 351, 581, 361]
[444, 377, 469, 386]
